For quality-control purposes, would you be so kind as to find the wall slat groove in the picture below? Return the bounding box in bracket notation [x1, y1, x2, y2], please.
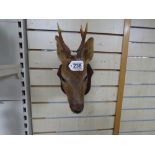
[29, 51, 121, 69]
[33, 129, 113, 135]
[27, 19, 124, 34]
[32, 102, 116, 118]
[30, 70, 119, 86]
[27, 31, 123, 52]
[31, 87, 118, 102]
[33, 116, 114, 132]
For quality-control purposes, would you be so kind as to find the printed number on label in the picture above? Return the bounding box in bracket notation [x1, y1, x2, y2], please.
[69, 61, 84, 71]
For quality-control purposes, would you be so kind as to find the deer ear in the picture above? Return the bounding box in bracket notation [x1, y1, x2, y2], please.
[82, 37, 94, 64]
[55, 36, 70, 63]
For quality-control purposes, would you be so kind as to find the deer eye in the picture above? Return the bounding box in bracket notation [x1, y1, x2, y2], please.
[84, 75, 88, 81]
[61, 76, 66, 82]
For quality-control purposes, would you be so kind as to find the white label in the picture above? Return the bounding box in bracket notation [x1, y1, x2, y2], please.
[68, 61, 84, 71]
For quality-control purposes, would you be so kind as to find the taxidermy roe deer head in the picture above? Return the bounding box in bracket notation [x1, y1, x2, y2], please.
[55, 24, 94, 114]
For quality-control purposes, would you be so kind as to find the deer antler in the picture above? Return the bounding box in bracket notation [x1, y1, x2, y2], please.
[77, 23, 88, 52]
[56, 23, 70, 52]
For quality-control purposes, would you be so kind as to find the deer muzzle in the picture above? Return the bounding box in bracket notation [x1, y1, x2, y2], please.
[70, 102, 84, 114]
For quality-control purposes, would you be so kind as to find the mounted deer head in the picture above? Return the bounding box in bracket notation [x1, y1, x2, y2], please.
[55, 24, 94, 113]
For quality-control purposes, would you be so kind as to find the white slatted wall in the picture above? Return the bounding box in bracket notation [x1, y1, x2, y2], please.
[120, 19, 155, 135]
[27, 19, 124, 134]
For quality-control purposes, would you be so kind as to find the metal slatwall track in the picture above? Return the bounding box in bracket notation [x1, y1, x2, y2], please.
[17, 20, 32, 134]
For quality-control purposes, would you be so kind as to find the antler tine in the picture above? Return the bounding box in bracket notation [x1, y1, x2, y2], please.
[80, 25, 84, 36]
[85, 23, 88, 32]
[57, 23, 61, 32]
[77, 24, 88, 51]
[57, 23, 63, 41]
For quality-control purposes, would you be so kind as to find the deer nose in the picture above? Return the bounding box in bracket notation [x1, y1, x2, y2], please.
[70, 104, 84, 114]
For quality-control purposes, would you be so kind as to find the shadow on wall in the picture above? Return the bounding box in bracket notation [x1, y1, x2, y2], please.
[0, 21, 19, 65]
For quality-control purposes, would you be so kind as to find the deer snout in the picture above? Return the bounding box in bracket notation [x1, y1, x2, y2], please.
[70, 103, 84, 114]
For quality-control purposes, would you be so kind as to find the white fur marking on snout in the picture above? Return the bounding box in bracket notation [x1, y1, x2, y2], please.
[71, 51, 77, 56]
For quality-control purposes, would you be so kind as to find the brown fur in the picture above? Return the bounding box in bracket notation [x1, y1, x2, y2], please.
[55, 24, 94, 113]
